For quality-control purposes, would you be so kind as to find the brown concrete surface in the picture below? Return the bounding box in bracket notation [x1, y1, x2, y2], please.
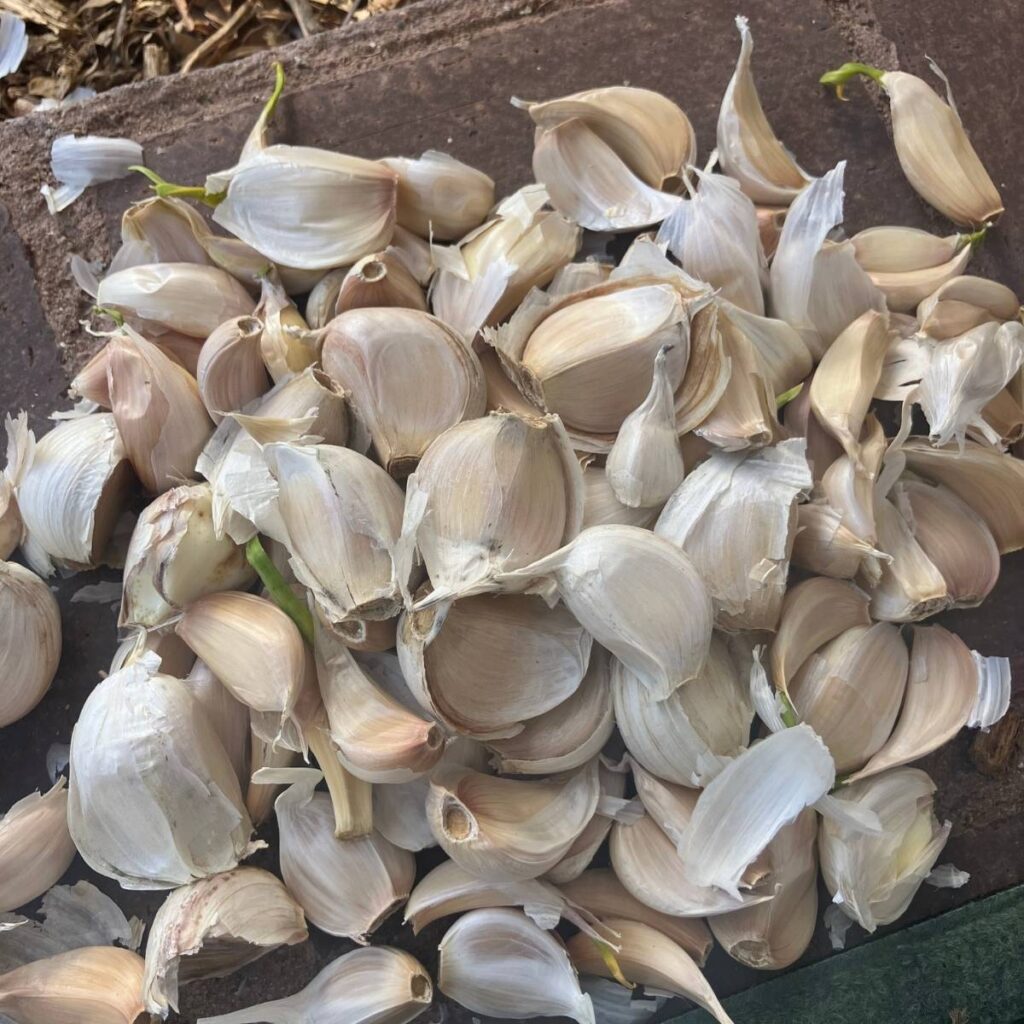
[0, 0, 1022, 1021]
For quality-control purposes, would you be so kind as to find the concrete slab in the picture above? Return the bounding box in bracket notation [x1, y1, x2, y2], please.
[0, 1, 1021, 1021]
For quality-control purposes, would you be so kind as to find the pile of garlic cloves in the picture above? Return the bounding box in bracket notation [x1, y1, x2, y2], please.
[3, 14, 1022, 1024]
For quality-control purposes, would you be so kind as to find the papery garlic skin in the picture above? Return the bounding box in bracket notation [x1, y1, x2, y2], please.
[0, 560, 61, 727]
[0, 780, 76, 914]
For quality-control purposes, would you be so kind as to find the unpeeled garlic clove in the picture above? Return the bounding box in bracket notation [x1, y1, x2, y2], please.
[183, 660, 250, 788]
[426, 762, 600, 881]
[439, 908, 595, 1024]
[305, 267, 349, 329]
[718, 300, 812, 398]
[397, 590, 592, 738]
[120, 483, 254, 629]
[916, 275, 1020, 340]
[196, 316, 269, 423]
[321, 307, 485, 477]
[142, 866, 308, 1017]
[0, 560, 61, 727]
[806, 238, 887, 353]
[580, 464, 661, 530]
[717, 16, 811, 205]
[197, 945, 432, 1024]
[0, 780, 76, 914]
[818, 766, 949, 932]
[245, 726, 298, 827]
[334, 250, 428, 313]
[567, 917, 734, 1024]
[0, 946, 146, 1024]
[256, 275, 321, 383]
[380, 150, 495, 241]
[792, 503, 885, 580]
[782, 378, 844, 482]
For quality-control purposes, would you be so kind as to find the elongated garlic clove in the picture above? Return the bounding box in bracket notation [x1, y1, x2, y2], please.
[401, 411, 582, 605]
[381, 150, 495, 241]
[819, 766, 949, 932]
[14, 412, 133, 577]
[581, 464, 661, 529]
[142, 867, 308, 1017]
[606, 346, 686, 508]
[439, 908, 594, 1024]
[789, 622, 909, 773]
[183, 660, 250, 787]
[265, 768, 413, 941]
[567, 918, 733, 1024]
[197, 945, 432, 1024]
[0, 560, 60, 727]
[196, 316, 269, 422]
[709, 809, 818, 970]
[0, 946, 146, 1024]
[916, 275, 1019, 340]
[426, 762, 600, 881]
[655, 439, 811, 632]
[335, 250, 427, 313]
[322, 307, 485, 477]
[120, 483, 254, 628]
[265, 442, 406, 623]
[501, 525, 712, 701]
[0, 780, 76, 914]
[398, 590, 592, 738]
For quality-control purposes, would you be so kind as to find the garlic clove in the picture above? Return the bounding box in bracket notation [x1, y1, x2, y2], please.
[481, 347, 545, 417]
[805, 239, 887, 353]
[142, 866, 307, 1017]
[719, 300, 812, 397]
[184, 660, 250, 788]
[197, 945, 432, 1024]
[256, 275, 321, 383]
[820, 414, 888, 555]
[196, 316, 269, 423]
[305, 267, 349, 329]
[717, 16, 811, 205]
[916, 275, 1019, 341]
[426, 762, 600, 881]
[567, 917, 734, 1024]
[322, 307, 485, 477]
[334, 249, 427, 313]
[0, 946, 146, 1024]
[581, 464, 661, 529]
[782, 378, 844, 482]
[0, 413, 30, 560]
[791, 503, 885, 580]
[756, 205, 787, 257]
[980, 385, 1024, 448]
[674, 301, 733, 440]
[0, 780, 76, 914]
[109, 625, 195, 678]
[439, 908, 594, 1024]
[0, 560, 61, 728]
[245, 726, 298, 827]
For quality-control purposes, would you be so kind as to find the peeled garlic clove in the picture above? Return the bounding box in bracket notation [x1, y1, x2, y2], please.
[0, 780, 76, 914]
[196, 316, 269, 422]
[606, 345, 686, 508]
[106, 326, 213, 494]
[176, 592, 305, 734]
[439, 908, 594, 1024]
[502, 525, 712, 701]
[901, 477, 1000, 605]
[120, 483, 254, 629]
[402, 411, 582, 605]
[266, 768, 414, 941]
[0, 560, 61, 727]
[322, 308, 485, 477]
[15, 412, 133, 577]
[334, 250, 427, 313]
[613, 636, 753, 788]
[266, 442, 406, 623]
[819, 766, 949, 932]
[559, 869, 714, 966]
[381, 150, 495, 241]
[789, 622, 909, 774]
[197, 945, 432, 1024]
[316, 620, 444, 782]
[0, 946, 146, 1024]
[655, 439, 811, 632]
[398, 591, 592, 738]
[487, 647, 614, 775]
[142, 866, 307, 1017]
[916, 275, 1020, 340]
[567, 917, 733, 1024]
[97, 262, 255, 338]
[709, 809, 818, 970]
[257, 275, 321, 383]
[792, 503, 884, 579]
[717, 16, 811, 205]
[68, 653, 256, 888]
[426, 762, 600, 881]
[581, 464, 661, 529]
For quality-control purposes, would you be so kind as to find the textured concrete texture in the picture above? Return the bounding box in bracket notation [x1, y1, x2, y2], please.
[0, 0, 1022, 1022]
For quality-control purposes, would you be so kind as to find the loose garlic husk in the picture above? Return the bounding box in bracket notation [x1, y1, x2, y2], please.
[120, 483, 254, 628]
[196, 316, 269, 422]
[0, 946, 147, 1024]
[0, 560, 61, 727]
[400, 410, 583, 606]
[68, 652, 257, 889]
[142, 867, 308, 1017]
[381, 150, 495, 240]
[0, 779, 76, 913]
[197, 946, 432, 1024]
[438, 908, 595, 1024]
[335, 250, 428, 313]
[321, 307, 485, 477]
[819, 766, 949, 932]
[916, 276, 1019, 341]
[397, 590, 592, 738]
[426, 762, 600, 881]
